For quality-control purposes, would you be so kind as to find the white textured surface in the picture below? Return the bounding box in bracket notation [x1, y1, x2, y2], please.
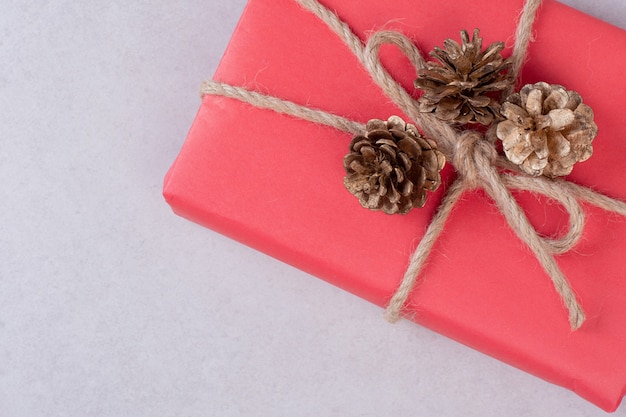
[1, 1, 625, 416]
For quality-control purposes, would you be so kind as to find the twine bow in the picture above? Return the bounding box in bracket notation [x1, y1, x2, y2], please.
[200, 0, 626, 330]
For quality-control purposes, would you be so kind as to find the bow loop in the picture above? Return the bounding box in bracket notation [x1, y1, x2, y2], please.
[502, 174, 586, 254]
[364, 30, 426, 74]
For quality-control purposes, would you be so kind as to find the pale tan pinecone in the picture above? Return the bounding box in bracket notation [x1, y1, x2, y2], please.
[343, 116, 445, 214]
[496, 82, 598, 178]
[415, 29, 512, 125]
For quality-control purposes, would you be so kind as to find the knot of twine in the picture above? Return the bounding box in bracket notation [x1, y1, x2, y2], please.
[453, 132, 498, 189]
[200, 0, 626, 330]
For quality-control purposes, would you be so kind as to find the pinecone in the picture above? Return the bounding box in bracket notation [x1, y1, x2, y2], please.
[496, 82, 598, 178]
[343, 116, 445, 214]
[415, 29, 513, 126]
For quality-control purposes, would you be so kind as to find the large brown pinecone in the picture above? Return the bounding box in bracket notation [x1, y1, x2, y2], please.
[343, 116, 445, 214]
[415, 29, 512, 126]
[496, 82, 598, 178]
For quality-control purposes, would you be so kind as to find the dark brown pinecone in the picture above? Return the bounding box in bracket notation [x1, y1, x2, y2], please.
[343, 116, 445, 214]
[415, 29, 513, 126]
[496, 82, 598, 177]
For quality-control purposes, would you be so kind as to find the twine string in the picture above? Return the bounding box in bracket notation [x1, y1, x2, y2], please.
[383, 176, 469, 323]
[505, 0, 544, 97]
[199, 81, 365, 135]
[200, 0, 626, 330]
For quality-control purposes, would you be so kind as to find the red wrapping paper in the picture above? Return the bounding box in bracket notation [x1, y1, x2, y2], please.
[164, 0, 626, 411]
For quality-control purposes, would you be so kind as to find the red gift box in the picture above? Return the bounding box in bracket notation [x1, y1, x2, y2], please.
[164, 0, 626, 411]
